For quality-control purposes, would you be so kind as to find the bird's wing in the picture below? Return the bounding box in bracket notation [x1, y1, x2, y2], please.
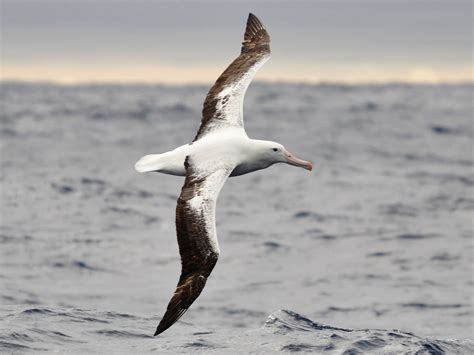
[193, 13, 271, 142]
[154, 156, 234, 336]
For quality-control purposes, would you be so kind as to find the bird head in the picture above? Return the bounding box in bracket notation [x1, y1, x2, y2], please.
[258, 141, 313, 171]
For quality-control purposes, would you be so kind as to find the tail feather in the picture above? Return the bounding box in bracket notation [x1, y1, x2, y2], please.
[135, 154, 163, 173]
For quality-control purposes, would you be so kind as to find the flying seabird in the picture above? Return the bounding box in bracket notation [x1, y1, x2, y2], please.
[135, 13, 312, 336]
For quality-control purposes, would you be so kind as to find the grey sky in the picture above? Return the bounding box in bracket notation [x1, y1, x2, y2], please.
[1, 0, 472, 83]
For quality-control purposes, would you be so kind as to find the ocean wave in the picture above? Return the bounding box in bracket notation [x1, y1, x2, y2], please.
[0, 307, 472, 353]
[263, 309, 473, 354]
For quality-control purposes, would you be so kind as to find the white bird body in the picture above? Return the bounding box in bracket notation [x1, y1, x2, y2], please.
[135, 129, 299, 177]
[135, 129, 244, 176]
[135, 13, 312, 336]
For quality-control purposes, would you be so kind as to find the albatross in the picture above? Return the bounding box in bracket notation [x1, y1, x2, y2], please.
[135, 13, 312, 336]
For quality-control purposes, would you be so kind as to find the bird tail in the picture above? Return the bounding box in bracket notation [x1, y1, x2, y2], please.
[134, 154, 164, 173]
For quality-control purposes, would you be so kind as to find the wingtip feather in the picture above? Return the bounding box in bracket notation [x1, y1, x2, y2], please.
[242, 13, 269, 54]
[153, 306, 189, 336]
[247, 13, 261, 25]
[245, 13, 265, 33]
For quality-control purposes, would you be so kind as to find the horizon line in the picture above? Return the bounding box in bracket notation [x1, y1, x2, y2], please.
[2, 78, 473, 87]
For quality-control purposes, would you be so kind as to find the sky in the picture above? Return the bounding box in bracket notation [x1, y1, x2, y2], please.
[1, 0, 472, 84]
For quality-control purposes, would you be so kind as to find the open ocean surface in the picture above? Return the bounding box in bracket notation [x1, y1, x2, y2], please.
[0, 82, 472, 353]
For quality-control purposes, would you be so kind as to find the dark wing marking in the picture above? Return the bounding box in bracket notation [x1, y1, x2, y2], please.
[154, 157, 232, 336]
[193, 13, 271, 142]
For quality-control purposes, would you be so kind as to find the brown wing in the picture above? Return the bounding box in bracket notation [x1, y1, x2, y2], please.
[193, 13, 271, 142]
[154, 158, 232, 336]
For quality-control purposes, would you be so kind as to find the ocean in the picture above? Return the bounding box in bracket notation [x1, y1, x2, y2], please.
[0, 82, 472, 353]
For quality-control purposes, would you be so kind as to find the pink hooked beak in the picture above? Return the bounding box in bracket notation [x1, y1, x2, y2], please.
[284, 149, 313, 171]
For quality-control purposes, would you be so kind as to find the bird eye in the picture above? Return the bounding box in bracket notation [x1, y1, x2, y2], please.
[272, 148, 278, 152]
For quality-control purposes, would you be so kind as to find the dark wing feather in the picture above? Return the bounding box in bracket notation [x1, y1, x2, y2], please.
[193, 13, 271, 142]
[154, 158, 232, 336]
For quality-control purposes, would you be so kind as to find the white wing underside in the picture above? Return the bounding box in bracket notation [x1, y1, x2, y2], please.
[208, 56, 269, 136]
[184, 167, 233, 253]
[194, 13, 271, 142]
